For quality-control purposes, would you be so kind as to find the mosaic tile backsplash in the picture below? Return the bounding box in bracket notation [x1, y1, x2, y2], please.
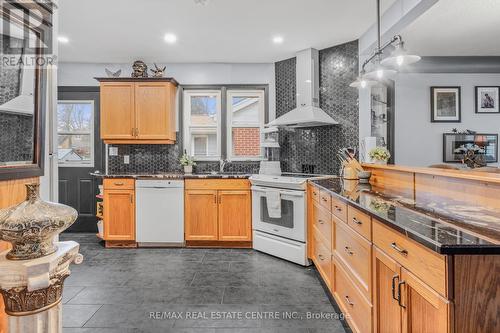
[275, 40, 359, 175]
[107, 133, 260, 174]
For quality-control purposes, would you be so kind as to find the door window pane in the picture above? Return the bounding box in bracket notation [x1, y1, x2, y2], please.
[57, 101, 94, 167]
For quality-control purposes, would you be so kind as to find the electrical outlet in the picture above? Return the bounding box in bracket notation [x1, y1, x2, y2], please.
[109, 147, 118, 156]
[124, 155, 130, 164]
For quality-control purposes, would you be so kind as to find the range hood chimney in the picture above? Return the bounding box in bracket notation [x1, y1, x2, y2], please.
[268, 48, 338, 128]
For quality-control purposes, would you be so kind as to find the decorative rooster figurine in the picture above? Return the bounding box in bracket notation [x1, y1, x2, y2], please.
[150, 64, 166, 78]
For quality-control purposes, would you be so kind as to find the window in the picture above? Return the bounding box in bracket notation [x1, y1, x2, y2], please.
[57, 100, 94, 167]
[227, 90, 265, 160]
[183, 90, 221, 160]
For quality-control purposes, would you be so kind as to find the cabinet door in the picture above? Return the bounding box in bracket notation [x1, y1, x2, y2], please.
[100, 82, 135, 139]
[218, 190, 252, 241]
[400, 268, 450, 333]
[103, 189, 135, 240]
[185, 190, 218, 240]
[373, 247, 402, 333]
[135, 82, 176, 140]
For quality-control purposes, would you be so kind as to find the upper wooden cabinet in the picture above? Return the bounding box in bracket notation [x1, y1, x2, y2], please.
[97, 78, 178, 144]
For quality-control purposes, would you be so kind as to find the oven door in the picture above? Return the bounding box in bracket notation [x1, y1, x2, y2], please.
[251, 185, 306, 242]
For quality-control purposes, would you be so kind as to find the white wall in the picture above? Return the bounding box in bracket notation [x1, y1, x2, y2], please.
[58, 62, 276, 120]
[394, 73, 500, 166]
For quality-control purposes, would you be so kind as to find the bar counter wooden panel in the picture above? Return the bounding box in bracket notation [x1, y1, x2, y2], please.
[0, 177, 38, 333]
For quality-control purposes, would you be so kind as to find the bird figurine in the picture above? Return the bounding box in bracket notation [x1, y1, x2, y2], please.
[105, 68, 121, 78]
[150, 64, 166, 78]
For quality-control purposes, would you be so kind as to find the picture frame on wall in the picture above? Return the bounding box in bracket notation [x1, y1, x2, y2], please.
[443, 133, 498, 163]
[475, 86, 500, 114]
[430, 87, 461, 122]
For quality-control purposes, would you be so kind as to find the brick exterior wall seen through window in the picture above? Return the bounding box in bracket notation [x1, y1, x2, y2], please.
[232, 127, 260, 157]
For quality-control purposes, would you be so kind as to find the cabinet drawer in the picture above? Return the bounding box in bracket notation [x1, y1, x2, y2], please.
[373, 219, 447, 297]
[311, 185, 320, 202]
[335, 222, 371, 299]
[347, 205, 372, 241]
[313, 232, 332, 288]
[185, 179, 250, 190]
[313, 201, 333, 248]
[319, 190, 331, 211]
[103, 178, 135, 190]
[333, 263, 372, 333]
[331, 196, 348, 222]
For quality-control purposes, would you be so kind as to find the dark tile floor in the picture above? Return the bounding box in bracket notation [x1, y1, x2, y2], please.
[60, 233, 350, 333]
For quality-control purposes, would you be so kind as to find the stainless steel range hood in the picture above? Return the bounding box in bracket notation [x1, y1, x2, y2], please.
[268, 48, 338, 128]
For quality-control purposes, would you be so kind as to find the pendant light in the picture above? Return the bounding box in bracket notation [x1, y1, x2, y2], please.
[350, 0, 420, 88]
[381, 41, 421, 67]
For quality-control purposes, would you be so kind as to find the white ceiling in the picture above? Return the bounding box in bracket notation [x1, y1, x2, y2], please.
[58, 0, 395, 63]
[401, 0, 500, 56]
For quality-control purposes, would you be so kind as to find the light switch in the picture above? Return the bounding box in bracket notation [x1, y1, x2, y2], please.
[124, 155, 130, 164]
[109, 147, 118, 156]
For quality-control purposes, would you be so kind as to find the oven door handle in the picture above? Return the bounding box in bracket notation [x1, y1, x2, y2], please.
[251, 186, 305, 197]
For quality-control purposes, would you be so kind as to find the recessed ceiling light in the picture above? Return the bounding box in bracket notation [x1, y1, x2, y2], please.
[272, 36, 284, 44]
[164, 33, 177, 44]
[58, 36, 69, 44]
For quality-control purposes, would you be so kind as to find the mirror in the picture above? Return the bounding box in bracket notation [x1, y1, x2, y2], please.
[0, 1, 51, 179]
[386, 0, 500, 169]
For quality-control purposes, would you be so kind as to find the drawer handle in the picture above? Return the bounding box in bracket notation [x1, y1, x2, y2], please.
[344, 295, 354, 306]
[334, 206, 342, 212]
[391, 242, 408, 256]
[318, 254, 325, 261]
[114, 182, 124, 186]
[318, 219, 325, 225]
[344, 246, 354, 256]
[397, 280, 406, 308]
[321, 197, 328, 202]
[391, 274, 399, 301]
[352, 217, 362, 225]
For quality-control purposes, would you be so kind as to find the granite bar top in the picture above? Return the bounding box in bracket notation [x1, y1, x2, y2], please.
[89, 172, 251, 179]
[310, 178, 500, 255]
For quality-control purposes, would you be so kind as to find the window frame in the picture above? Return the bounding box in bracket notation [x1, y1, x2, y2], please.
[183, 90, 222, 161]
[226, 90, 265, 161]
[56, 99, 95, 168]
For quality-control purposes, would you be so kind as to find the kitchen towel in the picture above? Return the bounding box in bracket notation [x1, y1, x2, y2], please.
[265, 189, 282, 218]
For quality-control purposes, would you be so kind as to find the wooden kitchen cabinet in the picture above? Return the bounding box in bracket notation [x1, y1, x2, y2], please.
[98, 78, 178, 144]
[218, 190, 252, 241]
[184, 179, 252, 244]
[400, 268, 450, 333]
[184, 190, 219, 241]
[103, 189, 135, 241]
[373, 247, 402, 333]
[100, 82, 135, 140]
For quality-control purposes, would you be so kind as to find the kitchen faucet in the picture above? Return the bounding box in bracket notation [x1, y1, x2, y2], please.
[219, 159, 228, 173]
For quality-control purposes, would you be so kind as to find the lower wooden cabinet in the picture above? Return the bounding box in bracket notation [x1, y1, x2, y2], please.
[184, 190, 219, 240]
[103, 187, 135, 241]
[184, 180, 252, 242]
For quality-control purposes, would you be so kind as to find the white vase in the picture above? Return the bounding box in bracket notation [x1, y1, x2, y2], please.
[184, 165, 193, 174]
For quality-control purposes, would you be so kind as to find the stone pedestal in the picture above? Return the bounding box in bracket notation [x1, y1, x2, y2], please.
[0, 241, 82, 333]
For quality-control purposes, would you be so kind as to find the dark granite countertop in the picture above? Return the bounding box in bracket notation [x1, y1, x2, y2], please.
[89, 172, 251, 179]
[310, 178, 500, 255]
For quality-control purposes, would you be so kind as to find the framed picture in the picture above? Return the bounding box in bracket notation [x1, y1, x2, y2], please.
[475, 86, 500, 114]
[443, 133, 498, 163]
[431, 87, 461, 122]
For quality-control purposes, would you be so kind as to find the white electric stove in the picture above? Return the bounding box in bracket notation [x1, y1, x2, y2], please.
[249, 173, 328, 266]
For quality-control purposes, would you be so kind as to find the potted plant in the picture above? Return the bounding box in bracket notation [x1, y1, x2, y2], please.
[180, 152, 196, 174]
[368, 147, 391, 165]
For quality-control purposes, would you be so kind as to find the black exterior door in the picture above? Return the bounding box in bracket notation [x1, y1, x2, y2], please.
[58, 87, 104, 232]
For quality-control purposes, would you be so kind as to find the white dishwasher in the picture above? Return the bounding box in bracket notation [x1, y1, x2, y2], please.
[136, 179, 184, 247]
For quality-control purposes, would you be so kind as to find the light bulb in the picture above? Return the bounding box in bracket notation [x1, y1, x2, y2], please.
[360, 80, 367, 88]
[376, 70, 383, 79]
[396, 55, 404, 66]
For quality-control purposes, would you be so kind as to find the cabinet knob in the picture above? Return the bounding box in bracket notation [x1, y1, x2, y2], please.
[391, 242, 408, 256]
[344, 295, 354, 306]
